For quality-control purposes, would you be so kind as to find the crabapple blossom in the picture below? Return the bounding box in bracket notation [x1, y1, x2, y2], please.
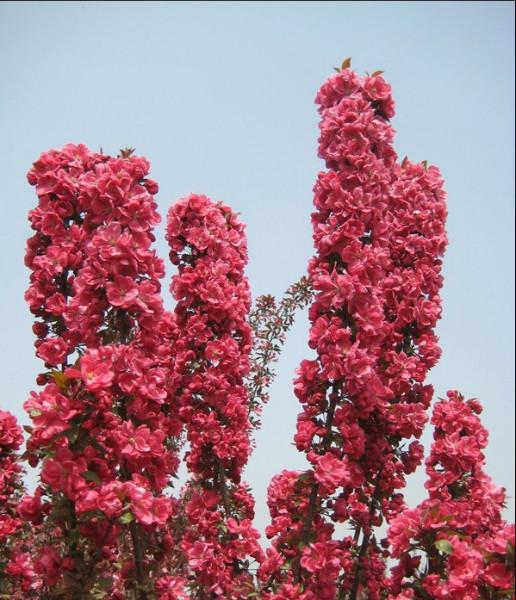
[387, 392, 515, 599]
[21, 145, 180, 598]
[166, 194, 263, 598]
[264, 61, 447, 599]
[0, 61, 512, 600]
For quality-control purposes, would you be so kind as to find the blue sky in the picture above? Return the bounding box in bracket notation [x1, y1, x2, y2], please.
[0, 1, 514, 533]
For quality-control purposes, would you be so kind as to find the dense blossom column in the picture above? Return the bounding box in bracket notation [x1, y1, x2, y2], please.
[22, 145, 180, 598]
[0, 410, 29, 595]
[165, 194, 263, 598]
[21, 144, 109, 596]
[24, 144, 106, 368]
[262, 64, 447, 599]
[332, 157, 448, 596]
[387, 391, 515, 599]
[2, 59, 512, 600]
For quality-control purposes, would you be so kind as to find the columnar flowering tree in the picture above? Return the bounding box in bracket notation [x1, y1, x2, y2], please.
[0, 410, 26, 593]
[387, 391, 515, 599]
[164, 194, 263, 598]
[18, 145, 181, 598]
[0, 61, 513, 600]
[261, 63, 448, 600]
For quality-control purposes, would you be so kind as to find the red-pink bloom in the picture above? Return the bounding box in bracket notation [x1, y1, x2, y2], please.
[126, 483, 172, 527]
[387, 393, 515, 597]
[25, 383, 79, 444]
[5, 552, 38, 592]
[34, 546, 64, 586]
[41, 448, 88, 499]
[98, 486, 125, 518]
[314, 452, 351, 493]
[483, 562, 514, 589]
[156, 575, 189, 600]
[0, 410, 23, 450]
[35, 336, 69, 366]
[266, 64, 448, 595]
[17, 489, 47, 525]
[106, 275, 139, 308]
[168, 194, 261, 596]
[80, 347, 115, 391]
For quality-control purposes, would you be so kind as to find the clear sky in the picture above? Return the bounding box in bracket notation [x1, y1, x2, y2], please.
[0, 1, 514, 535]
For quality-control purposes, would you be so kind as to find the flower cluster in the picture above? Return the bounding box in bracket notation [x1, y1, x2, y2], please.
[25, 144, 107, 367]
[0, 410, 24, 559]
[263, 63, 448, 598]
[1, 63, 512, 599]
[387, 392, 515, 599]
[20, 145, 180, 597]
[166, 194, 263, 597]
[0, 411, 54, 599]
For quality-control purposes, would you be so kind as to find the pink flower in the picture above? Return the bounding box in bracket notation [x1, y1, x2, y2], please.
[314, 453, 350, 493]
[300, 542, 337, 573]
[483, 562, 514, 589]
[294, 417, 322, 451]
[106, 275, 139, 308]
[34, 546, 62, 586]
[156, 576, 189, 600]
[17, 490, 46, 525]
[41, 448, 88, 499]
[0, 410, 23, 450]
[35, 336, 69, 366]
[96, 481, 125, 517]
[5, 552, 37, 590]
[80, 348, 114, 391]
[186, 540, 212, 570]
[124, 483, 172, 527]
[150, 496, 173, 526]
[25, 383, 79, 443]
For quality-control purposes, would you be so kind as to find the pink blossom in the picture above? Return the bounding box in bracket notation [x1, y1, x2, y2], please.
[314, 452, 351, 493]
[80, 348, 114, 391]
[0, 410, 23, 450]
[106, 275, 139, 308]
[35, 336, 69, 366]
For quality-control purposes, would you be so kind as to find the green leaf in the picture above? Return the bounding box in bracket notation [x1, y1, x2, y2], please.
[218, 523, 228, 534]
[49, 369, 68, 389]
[371, 70, 385, 77]
[79, 510, 104, 520]
[435, 539, 453, 555]
[68, 528, 81, 543]
[297, 471, 313, 485]
[81, 470, 101, 484]
[422, 159, 429, 170]
[119, 511, 134, 524]
[65, 429, 79, 444]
